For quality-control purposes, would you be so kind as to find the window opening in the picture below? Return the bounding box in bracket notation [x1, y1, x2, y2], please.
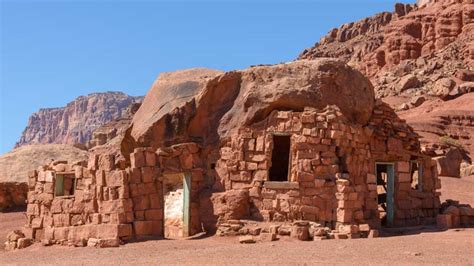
[410, 161, 423, 190]
[54, 174, 76, 197]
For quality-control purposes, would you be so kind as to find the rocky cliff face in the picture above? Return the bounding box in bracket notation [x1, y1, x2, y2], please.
[298, 0, 474, 175]
[299, 0, 474, 97]
[86, 101, 142, 159]
[299, 0, 473, 97]
[16, 92, 142, 147]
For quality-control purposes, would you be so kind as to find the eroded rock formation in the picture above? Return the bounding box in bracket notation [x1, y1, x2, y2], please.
[16, 92, 142, 148]
[299, 0, 473, 87]
[129, 59, 374, 150]
[298, 0, 474, 171]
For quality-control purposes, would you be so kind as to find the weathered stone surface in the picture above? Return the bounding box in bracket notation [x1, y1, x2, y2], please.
[7, 230, 24, 242]
[410, 96, 425, 108]
[239, 235, 255, 244]
[16, 238, 33, 249]
[16, 92, 142, 148]
[460, 163, 474, 178]
[299, 0, 472, 86]
[211, 189, 250, 221]
[291, 225, 310, 241]
[297, 0, 473, 165]
[97, 238, 120, 248]
[129, 59, 374, 148]
[258, 232, 277, 242]
[16, 3, 448, 247]
[0, 182, 28, 211]
[433, 78, 456, 99]
[434, 148, 463, 177]
[437, 214, 453, 229]
[397, 75, 419, 92]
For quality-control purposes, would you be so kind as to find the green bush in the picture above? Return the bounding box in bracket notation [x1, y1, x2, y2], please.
[439, 135, 463, 149]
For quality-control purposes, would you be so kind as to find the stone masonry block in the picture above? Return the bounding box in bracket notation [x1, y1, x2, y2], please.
[145, 209, 163, 221]
[145, 151, 157, 166]
[53, 214, 70, 227]
[398, 161, 410, 173]
[131, 150, 146, 168]
[398, 173, 411, 183]
[134, 221, 154, 236]
[337, 209, 352, 223]
[99, 154, 115, 171]
[105, 170, 127, 187]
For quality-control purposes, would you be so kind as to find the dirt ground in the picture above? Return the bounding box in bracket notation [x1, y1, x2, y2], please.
[0, 228, 473, 265]
[0, 176, 473, 265]
[439, 175, 474, 205]
[0, 212, 26, 250]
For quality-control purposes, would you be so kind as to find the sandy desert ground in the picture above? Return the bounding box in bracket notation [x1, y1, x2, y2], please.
[0, 175, 473, 265]
[439, 175, 474, 205]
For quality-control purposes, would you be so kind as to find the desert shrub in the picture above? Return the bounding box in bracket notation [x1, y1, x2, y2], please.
[439, 135, 463, 149]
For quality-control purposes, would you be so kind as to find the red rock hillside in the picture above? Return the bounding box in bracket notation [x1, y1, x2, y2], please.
[298, 0, 473, 176]
[299, 0, 473, 89]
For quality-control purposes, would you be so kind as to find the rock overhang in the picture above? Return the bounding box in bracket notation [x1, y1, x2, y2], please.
[128, 58, 375, 148]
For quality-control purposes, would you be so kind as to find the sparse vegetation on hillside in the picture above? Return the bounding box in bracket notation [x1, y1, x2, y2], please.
[439, 135, 464, 149]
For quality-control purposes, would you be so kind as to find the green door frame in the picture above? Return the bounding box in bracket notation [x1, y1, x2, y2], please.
[162, 172, 192, 238]
[182, 172, 191, 237]
[375, 162, 395, 227]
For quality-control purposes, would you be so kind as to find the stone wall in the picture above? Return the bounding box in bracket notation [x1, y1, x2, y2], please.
[23, 142, 204, 247]
[22, 103, 441, 245]
[215, 104, 440, 231]
[24, 159, 133, 247]
[368, 101, 441, 227]
[130, 143, 204, 237]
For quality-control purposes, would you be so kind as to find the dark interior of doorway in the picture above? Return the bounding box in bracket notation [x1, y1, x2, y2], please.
[269, 135, 291, 182]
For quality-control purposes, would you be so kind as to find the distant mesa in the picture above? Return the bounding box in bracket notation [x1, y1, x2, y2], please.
[15, 91, 143, 148]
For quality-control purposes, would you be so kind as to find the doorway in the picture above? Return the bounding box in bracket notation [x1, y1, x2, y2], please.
[163, 172, 191, 239]
[269, 135, 291, 181]
[375, 163, 394, 227]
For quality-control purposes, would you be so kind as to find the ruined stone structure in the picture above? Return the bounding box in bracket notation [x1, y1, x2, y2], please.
[23, 59, 444, 245]
[23, 143, 203, 246]
[215, 102, 440, 230]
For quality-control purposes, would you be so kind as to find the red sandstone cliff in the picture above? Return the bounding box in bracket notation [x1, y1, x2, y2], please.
[298, 0, 474, 175]
[15, 92, 142, 148]
[299, 0, 473, 89]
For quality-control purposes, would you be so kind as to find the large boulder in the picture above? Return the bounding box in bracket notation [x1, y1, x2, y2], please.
[397, 74, 419, 92]
[128, 59, 375, 149]
[432, 78, 456, 99]
[210, 189, 250, 222]
[130, 68, 223, 145]
[460, 163, 474, 178]
[434, 148, 463, 177]
[449, 82, 474, 99]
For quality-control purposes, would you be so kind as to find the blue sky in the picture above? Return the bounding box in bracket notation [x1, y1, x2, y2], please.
[0, 0, 414, 155]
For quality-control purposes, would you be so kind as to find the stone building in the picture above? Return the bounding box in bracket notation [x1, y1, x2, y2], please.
[23, 59, 442, 246]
